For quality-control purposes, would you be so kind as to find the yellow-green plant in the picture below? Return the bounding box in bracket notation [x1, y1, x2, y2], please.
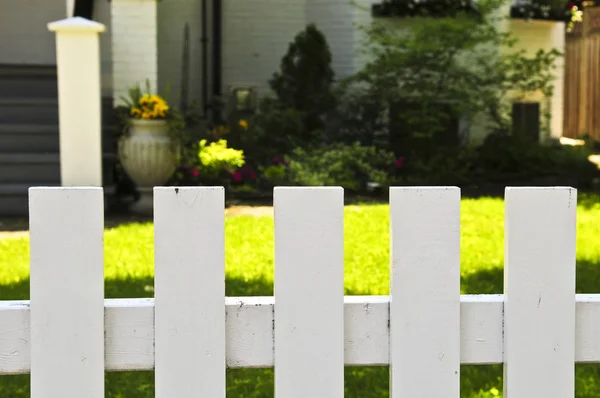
[198, 139, 245, 178]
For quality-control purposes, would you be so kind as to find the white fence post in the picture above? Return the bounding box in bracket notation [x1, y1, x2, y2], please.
[274, 187, 345, 398]
[48, 17, 105, 187]
[29, 187, 105, 398]
[154, 187, 226, 397]
[389, 187, 461, 397]
[503, 187, 577, 397]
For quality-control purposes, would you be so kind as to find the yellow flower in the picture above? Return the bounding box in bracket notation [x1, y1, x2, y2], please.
[139, 94, 151, 105]
[131, 92, 169, 119]
[238, 119, 248, 130]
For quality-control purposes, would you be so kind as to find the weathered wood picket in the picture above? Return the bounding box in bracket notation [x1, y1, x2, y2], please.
[0, 186, 586, 397]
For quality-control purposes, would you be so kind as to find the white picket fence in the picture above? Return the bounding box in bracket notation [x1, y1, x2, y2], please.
[0, 185, 592, 397]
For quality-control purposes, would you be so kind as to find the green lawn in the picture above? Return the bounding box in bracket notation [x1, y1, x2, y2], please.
[2, 195, 600, 397]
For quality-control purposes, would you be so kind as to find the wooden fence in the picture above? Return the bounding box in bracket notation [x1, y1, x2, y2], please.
[564, 5, 600, 139]
[0, 186, 590, 397]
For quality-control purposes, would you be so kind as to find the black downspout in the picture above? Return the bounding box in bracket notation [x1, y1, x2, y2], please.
[201, 0, 209, 118]
[73, 0, 95, 19]
[212, 0, 222, 123]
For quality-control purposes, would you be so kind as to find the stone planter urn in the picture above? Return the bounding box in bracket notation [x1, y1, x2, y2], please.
[118, 119, 180, 215]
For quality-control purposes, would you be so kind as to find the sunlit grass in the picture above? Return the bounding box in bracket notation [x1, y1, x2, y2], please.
[2, 195, 600, 396]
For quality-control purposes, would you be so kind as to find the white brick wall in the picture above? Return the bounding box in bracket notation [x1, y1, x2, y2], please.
[220, 0, 379, 97]
[222, 0, 306, 95]
[307, 0, 357, 79]
[111, 0, 158, 106]
[0, 0, 65, 65]
[157, 0, 206, 106]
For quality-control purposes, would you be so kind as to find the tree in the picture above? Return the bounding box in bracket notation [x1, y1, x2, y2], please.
[240, 24, 338, 167]
[269, 23, 337, 135]
[341, 0, 561, 157]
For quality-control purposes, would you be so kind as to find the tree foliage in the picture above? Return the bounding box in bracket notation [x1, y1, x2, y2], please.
[240, 24, 337, 166]
[269, 23, 337, 135]
[337, 0, 561, 157]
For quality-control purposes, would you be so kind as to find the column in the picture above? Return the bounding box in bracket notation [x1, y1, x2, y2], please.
[48, 17, 105, 187]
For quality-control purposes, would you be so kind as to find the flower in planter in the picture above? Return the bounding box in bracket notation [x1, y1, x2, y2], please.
[129, 94, 169, 119]
[121, 80, 170, 120]
[238, 119, 249, 130]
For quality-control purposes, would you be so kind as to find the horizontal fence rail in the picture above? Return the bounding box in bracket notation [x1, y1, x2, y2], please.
[0, 186, 582, 397]
[5, 294, 600, 374]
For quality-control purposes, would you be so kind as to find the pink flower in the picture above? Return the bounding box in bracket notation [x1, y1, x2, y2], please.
[273, 156, 281, 164]
[248, 171, 257, 179]
[232, 172, 243, 183]
[192, 169, 199, 177]
[569, 2, 575, 9]
[395, 157, 406, 168]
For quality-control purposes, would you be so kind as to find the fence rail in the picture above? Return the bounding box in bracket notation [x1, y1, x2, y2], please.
[0, 186, 584, 397]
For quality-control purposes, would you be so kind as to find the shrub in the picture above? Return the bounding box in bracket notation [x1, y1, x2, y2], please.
[197, 139, 245, 179]
[474, 133, 598, 183]
[283, 143, 396, 193]
[261, 163, 288, 188]
[238, 98, 307, 166]
[269, 23, 336, 134]
[240, 24, 336, 164]
[391, 133, 600, 189]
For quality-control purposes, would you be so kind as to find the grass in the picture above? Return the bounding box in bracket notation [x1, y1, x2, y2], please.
[2, 195, 600, 396]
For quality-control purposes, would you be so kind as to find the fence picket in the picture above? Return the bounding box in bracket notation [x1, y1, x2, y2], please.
[29, 187, 105, 398]
[390, 187, 461, 397]
[154, 187, 226, 397]
[503, 187, 577, 397]
[274, 187, 344, 398]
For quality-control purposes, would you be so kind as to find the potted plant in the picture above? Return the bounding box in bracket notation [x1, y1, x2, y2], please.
[117, 81, 184, 215]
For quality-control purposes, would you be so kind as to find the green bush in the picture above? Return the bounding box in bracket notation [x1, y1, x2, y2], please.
[240, 24, 336, 165]
[239, 98, 307, 166]
[269, 23, 336, 134]
[391, 133, 600, 189]
[197, 139, 245, 179]
[283, 143, 396, 193]
[260, 164, 288, 188]
[472, 133, 599, 186]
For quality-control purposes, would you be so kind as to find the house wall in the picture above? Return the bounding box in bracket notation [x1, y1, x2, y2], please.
[157, 0, 206, 107]
[307, 0, 357, 79]
[94, 0, 113, 97]
[111, 0, 158, 106]
[221, 0, 306, 96]
[468, 19, 566, 144]
[0, 0, 66, 65]
[95, 0, 563, 144]
[505, 19, 565, 141]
